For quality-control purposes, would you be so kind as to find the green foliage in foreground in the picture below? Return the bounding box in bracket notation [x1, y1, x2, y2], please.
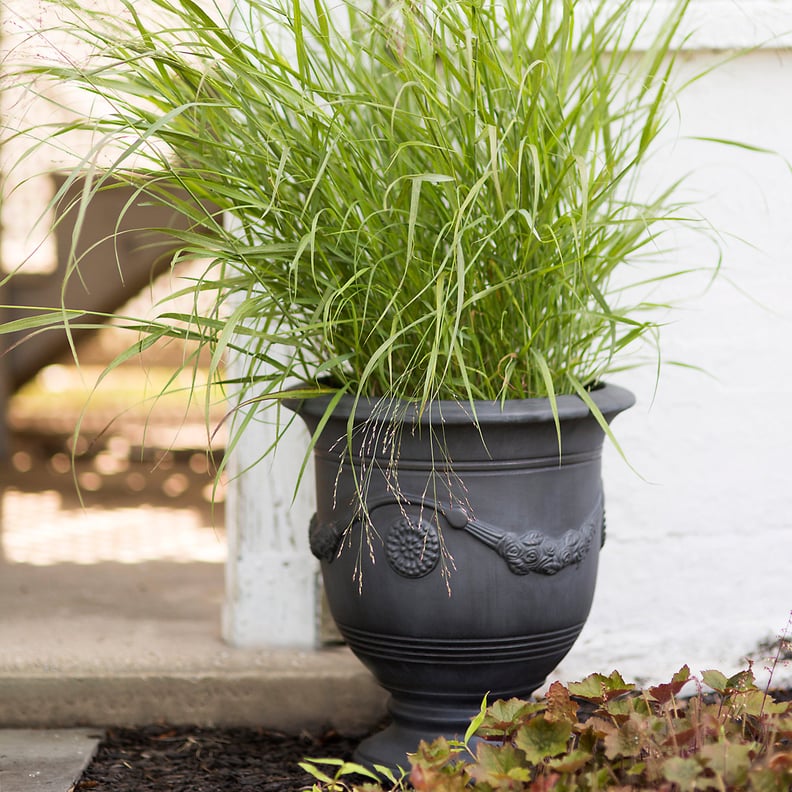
[303, 667, 792, 791]
[4, 0, 708, 415]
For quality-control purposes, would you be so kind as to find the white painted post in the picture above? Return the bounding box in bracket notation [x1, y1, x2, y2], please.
[222, 410, 319, 648]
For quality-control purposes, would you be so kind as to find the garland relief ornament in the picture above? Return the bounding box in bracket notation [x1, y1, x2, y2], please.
[309, 491, 603, 577]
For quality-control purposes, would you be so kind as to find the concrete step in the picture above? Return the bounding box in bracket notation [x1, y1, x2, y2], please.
[0, 560, 386, 734]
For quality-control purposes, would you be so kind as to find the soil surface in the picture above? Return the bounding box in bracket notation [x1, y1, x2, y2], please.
[76, 724, 367, 791]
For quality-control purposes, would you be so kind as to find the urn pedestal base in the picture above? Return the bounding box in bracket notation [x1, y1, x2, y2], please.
[354, 684, 547, 771]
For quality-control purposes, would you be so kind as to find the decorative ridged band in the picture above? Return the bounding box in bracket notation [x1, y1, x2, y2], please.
[312, 446, 602, 471]
[337, 622, 586, 665]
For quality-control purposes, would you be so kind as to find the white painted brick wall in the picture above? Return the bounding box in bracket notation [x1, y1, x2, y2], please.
[553, 46, 792, 689]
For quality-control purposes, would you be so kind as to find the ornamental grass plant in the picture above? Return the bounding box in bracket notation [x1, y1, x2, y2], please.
[2, 0, 708, 438]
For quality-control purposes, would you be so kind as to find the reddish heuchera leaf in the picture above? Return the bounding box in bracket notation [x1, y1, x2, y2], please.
[545, 682, 578, 724]
[546, 748, 591, 774]
[566, 674, 606, 703]
[725, 669, 758, 692]
[578, 716, 618, 740]
[408, 764, 430, 791]
[467, 743, 533, 788]
[768, 752, 792, 770]
[648, 665, 691, 704]
[773, 717, 792, 738]
[408, 735, 465, 790]
[409, 736, 460, 770]
[663, 724, 698, 749]
[599, 670, 637, 700]
[750, 765, 792, 792]
[603, 695, 646, 722]
[567, 671, 635, 703]
[528, 773, 561, 791]
[514, 718, 573, 764]
[409, 763, 468, 792]
[607, 786, 658, 792]
[409, 740, 468, 792]
[477, 698, 545, 738]
[735, 689, 790, 717]
[704, 668, 758, 696]
[662, 755, 702, 791]
[699, 741, 758, 787]
[603, 715, 654, 760]
[701, 669, 729, 694]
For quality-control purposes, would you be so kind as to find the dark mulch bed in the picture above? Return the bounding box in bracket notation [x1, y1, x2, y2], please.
[77, 688, 792, 791]
[76, 724, 365, 792]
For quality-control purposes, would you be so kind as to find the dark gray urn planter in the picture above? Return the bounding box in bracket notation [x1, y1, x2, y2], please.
[287, 384, 634, 771]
